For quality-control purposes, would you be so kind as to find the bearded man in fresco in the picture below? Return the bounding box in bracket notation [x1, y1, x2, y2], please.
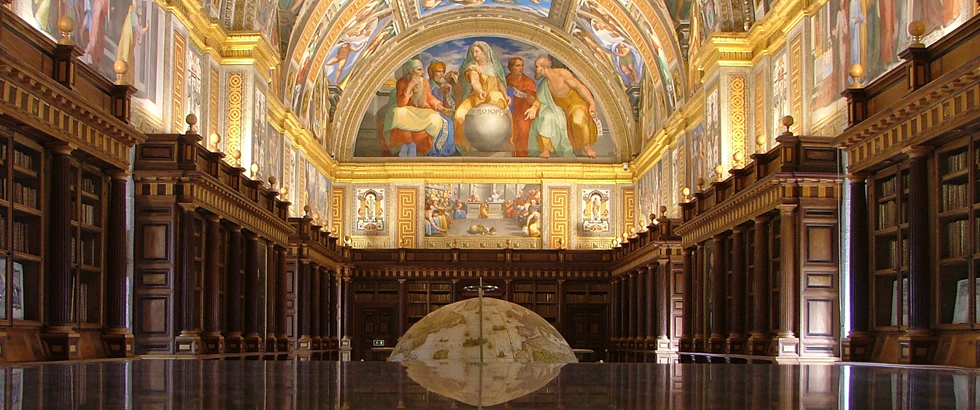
[380, 59, 451, 157]
[506, 57, 536, 157]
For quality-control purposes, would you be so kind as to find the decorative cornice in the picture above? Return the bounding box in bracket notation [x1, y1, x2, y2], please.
[221, 32, 279, 84]
[330, 162, 632, 183]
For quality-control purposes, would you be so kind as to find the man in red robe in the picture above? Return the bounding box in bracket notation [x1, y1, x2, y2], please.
[506, 57, 537, 157]
[381, 59, 449, 156]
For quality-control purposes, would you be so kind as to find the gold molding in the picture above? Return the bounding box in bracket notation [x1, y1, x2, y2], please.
[226, 72, 244, 157]
[549, 188, 570, 249]
[332, 187, 345, 238]
[172, 32, 186, 132]
[330, 162, 632, 183]
[397, 188, 417, 248]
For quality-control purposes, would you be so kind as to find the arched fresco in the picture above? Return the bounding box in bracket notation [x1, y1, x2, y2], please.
[417, 0, 551, 17]
[353, 36, 616, 160]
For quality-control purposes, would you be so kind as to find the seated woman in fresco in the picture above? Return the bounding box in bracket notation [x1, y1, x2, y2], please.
[453, 41, 510, 152]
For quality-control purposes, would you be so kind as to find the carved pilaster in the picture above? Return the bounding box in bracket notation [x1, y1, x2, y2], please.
[900, 147, 936, 364]
[680, 248, 694, 353]
[726, 226, 747, 354]
[747, 215, 771, 355]
[102, 171, 134, 357]
[201, 213, 224, 354]
[708, 233, 727, 354]
[174, 204, 202, 355]
[275, 246, 290, 353]
[243, 231, 262, 352]
[844, 174, 874, 361]
[224, 224, 244, 353]
[42, 145, 80, 360]
[771, 202, 800, 361]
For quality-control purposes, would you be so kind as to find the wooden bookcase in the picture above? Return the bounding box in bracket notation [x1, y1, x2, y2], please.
[870, 166, 911, 329]
[565, 281, 609, 304]
[512, 281, 557, 323]
[70, 162, 106, 326]
[405, 280, 452, 325]
[0, 132, 45, 324]
[935, 137, 980, 327]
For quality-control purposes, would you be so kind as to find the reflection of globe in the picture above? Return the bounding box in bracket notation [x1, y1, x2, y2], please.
[463, 103, 512, 151]
[401, 361, 564, 407]
[389, 297, 577, 363]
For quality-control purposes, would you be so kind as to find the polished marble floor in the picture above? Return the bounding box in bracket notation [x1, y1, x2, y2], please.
[0, 359, 977, 408]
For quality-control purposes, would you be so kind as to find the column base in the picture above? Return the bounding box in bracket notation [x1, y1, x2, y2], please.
[707, 335, 727, 353]
[276, 335, 291, 353]
[653, 336, 676, 363]
[293, 335, 314, 359]
[243, 334, 263, 353]
[842, 332, 875, 361]
[311, 336, 323, 350]
[174, 332, 203, 356]
[42, 329, 81, 361]
[898, 332, 937, 365]
[724, 334, 746, 354]
[200, 333, 225, 355]
[101, 330, 135, 358]
[265, 335, 277, 353]
[769, 335, 800, 362]
[692, 335, 705, 352]
[224, 333, 245, 353]
[340, 336, 352, 362]
[746, 334, 770, 355]
[679, 337, 694, 352]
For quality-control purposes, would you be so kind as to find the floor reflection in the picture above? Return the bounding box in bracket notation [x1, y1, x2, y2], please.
[0, 360, 977, 408]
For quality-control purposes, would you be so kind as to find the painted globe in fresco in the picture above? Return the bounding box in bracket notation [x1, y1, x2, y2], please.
[463, 103, 512, 152]
[388, 297, 577, 363]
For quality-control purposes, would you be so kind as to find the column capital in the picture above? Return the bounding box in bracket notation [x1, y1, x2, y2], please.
[846, 172, 871, 183]
[903, 145, 932, 158]
[50, 142, 77, 156]
[777, 202, 798, 214]
[108, 169, 132, 180]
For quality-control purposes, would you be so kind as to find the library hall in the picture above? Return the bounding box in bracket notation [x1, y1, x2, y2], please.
[1, 0, 980, 406]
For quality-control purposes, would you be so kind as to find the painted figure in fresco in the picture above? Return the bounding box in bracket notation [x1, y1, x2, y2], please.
[612, 42, 639, 86]
[324, 41, 365, 84]
[848, 0, 864, 70]
[117, 0, 150, 85]
[380, 59, 452, 157]
[526, 57, 598, 159]
[506, 57, 536, 157]
[453, 41, 510, 152]
[420, 0, 446, 9]
[589, 193, 603, 221]
[834, 0, 850, 89]
[425, 199, 449, 236]
[82, 0, 109, 66]
[523, 204, 541, 237]
[428, 60, 457, 111]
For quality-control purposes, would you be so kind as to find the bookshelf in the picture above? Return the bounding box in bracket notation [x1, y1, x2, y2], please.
[769, 217, 781, 333]
[0, 132, 45, 323]
[564, 281, 610, 304]
[70, 162, 106, 326]
[936, 138, 980, 326]
[871, 166, 911, 329]
[353, 280, 399, 303]
[511, 281, 557, 323]
[405, 280, 452, 324]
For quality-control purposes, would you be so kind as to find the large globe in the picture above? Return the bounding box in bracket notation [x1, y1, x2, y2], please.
[388, 297, 577, 363]
[463, 103, 512, 152]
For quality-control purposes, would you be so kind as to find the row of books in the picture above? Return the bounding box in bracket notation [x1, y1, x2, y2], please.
[10, 220, 33, 254]
[943, 219, 973, 259]
[80, 177, 98, 195]
[566, 294, 608, 303]
[406, 292, 451, 303]
[943, 150, 970, 174]
[940, 183, 971, 212]
[79, 203, 98, 225]
[876, 237, 908, 270]
[70, 237, 100, 266]
[11, 148, 36, 172]
[11, 182, 38, 209]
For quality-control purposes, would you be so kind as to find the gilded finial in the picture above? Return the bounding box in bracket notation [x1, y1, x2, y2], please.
[208, 133, 221, 152]
[57, 16, 74, 45]
[185, 113, 198, 134]
[780, 115, 794, 136]
[908, 20, 926, 47]
[113, 60, 128, 85]
[848, 64, 865, 88]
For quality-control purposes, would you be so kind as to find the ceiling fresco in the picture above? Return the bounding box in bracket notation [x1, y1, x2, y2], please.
[275, 0, 691, 162]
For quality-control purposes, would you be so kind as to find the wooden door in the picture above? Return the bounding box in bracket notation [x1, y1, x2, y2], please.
[355, 305, 396, 361]
[566, 305, 607, 361]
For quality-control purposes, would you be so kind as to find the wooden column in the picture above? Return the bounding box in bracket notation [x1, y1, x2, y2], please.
[297, 261, 313, 354]
[174, 204, 202, 355]
[102, 170, 133, 357]
[726, 226, 746, 353]
[900, 147, 936, 363]
[636, 268, 647, 345]
[243, 231, 261, 352]
[628, 271, 638, 343]
[398, 279, 407, 338]
[747, 216, 771, 354]
[646, 263, 658, 347]
[265, 239, 277, 353]
[654, 261, 673, 359]
[773, 202, 800, 359]
[321, 266, 332, 346]
[680, 248, 694, 353]
[42, 145, 80, 360]
[693, 243, 705, 352]
[708, 233, 727, 353]
[275, 245, 289, 352]
[844, 174, 873, 360]
[310, 263, 322, 351]
[557, 279, 566, 334]
[224, 225, 243, 352]
[504, 278, 513, 302]
[201, 213, 224, 354]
